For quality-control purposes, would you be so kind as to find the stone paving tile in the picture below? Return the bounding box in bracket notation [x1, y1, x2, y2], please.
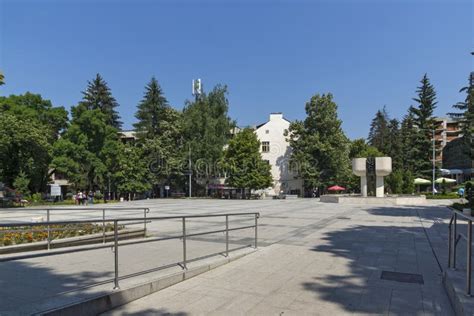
[0, 200, 459, 315]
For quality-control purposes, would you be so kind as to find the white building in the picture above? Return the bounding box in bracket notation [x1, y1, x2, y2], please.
[255, 113, 303, 197]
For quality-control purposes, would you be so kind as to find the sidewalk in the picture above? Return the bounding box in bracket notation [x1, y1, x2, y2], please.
[105, 205, 455, 315]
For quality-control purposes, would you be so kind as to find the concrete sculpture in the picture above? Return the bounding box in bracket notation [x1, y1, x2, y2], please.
[352, 157, 392, 198]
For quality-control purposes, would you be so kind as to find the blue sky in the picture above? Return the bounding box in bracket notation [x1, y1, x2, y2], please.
[0, 0, 472, 139]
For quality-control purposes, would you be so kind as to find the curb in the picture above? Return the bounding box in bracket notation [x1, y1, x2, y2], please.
[34, 248, 257, 316]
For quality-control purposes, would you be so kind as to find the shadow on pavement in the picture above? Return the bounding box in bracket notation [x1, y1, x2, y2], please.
[302, 205, 455, 315]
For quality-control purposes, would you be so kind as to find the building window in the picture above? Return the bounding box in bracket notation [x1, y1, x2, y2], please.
[264, 160, 270, 164]
[262, 141, 270, 153]
[265, 129, 269, 134]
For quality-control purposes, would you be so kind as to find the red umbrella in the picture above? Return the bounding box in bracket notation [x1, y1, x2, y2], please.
[327, 185, 346, 191]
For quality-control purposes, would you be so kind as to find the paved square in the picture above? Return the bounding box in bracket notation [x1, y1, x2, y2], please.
[0, 199, 455, 315]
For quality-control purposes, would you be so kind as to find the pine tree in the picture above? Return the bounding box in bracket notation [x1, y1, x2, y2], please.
[368, 106, 390, 154]
[400, 112, 418, 173]
[286, 93, 351, 190]
[449, 71, 474, 158]
[409, 74, 437, 178]
[80, 74, 122, 129]
[133, 77, 182, 197]
[51, 77, 121, 191]
[134, 77, 170, 139]
[387, 118, 402, 170]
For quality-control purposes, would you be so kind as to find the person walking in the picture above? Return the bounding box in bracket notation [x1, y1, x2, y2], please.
[88, 191, 94, 205]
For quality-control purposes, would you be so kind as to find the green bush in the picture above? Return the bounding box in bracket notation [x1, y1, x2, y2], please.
[426, 192, 459, 199]
[452, 202, 469, 211]
[30, 193, 42, 202]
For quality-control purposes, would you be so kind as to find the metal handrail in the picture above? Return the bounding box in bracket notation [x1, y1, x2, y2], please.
[448, 208, 472, 296]
[0, 212, 260, 290]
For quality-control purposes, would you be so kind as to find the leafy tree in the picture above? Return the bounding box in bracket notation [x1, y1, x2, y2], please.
[349, 138, 384, 159]
[0, 114, 51, 193]
[13, 171, 30, 197]
[0, 93, 68, 141]
[449, 71, 474, 158]
[223, 128, 272, 195]
[0, 93, 67, 194]
[133, 77, 183, 196]
[79, 74, 122, 129]
[409, 74, 437, 178]
[286, 93, 351, 190]
[181, 85, 234, 194]
[51, 78, 121, 191]
[115, 144, 151, 200]
[368, 106, 390, 154]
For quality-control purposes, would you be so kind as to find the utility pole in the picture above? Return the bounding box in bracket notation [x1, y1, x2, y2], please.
[189, 79, 202, 198]
[432, 129, 436, 194]
[188, 143, 192, 198]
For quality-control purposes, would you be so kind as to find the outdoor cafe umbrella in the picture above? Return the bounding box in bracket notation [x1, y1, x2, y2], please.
[435, 177, 456, 184]
[413, 178, 431, 185]
[327, 185, 346, 191]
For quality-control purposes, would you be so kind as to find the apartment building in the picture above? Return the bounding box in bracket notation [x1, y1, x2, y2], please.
[433, 117, 463, 163]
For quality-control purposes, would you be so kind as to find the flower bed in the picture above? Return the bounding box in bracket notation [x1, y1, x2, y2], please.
[0, 223, 119, 247]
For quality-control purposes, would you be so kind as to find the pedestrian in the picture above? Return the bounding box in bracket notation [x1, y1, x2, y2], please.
[458, 187, 465, 198]
[88, 190, 94, 205]
[79, 191, 82, 205]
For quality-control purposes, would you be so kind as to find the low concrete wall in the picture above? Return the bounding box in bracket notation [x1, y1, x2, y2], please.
[0, 229, 145, 255]
[443, 269, 474, 315]
[320, 195, 427, 206]
[36, 249, 256, 316]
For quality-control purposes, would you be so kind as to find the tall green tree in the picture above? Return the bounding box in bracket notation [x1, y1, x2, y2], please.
[286, 93, 351, 190]
[80, 74, 122, 129]
[133, 77, 182, 196]
[368, 106, 390, 154]
[0, 114, 51, 193]
[115, 143, 151, 200]
[449, 71, 474, 158]
[0, 93, 67, 193]
[409, 74, 437, 178]
[181, 85, 234, 194]
[51, 77, 121, 191]
[387, 118, 403, 170]
[0, 93, 68, 140]
[134, 77, 171, 139]
[223, 128, 273, 195]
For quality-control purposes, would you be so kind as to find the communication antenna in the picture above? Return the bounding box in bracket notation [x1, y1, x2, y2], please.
[192, 79, 202, 100]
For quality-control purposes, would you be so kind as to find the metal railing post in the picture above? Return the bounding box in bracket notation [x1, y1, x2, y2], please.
[144, 208, 148, 237]
[113, 220, 120, 290]
[254, 214, 258, 249]
[102, 209, 106, 244]
[47, 209, 51, 250]
[467, 220, 472, 296]
[453, 213, 458, 269]
[448, 215, 453, 268]
[182, 217, 187, 270]
[225, 215, 229, 257]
